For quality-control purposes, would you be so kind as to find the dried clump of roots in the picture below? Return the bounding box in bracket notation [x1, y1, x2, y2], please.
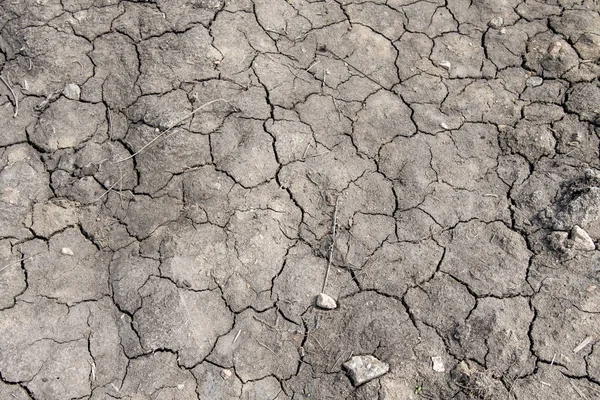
[451, 361, 502, 400]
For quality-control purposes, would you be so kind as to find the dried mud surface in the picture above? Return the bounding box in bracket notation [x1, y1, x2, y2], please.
[1, 0, 600, 399]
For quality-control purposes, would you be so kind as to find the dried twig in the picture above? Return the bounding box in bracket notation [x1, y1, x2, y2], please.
[107, 107, 113, 139]
[571, 380, 589, 399]
[115, 98, 229, 163]
[0, 74, 18, 117]
[573, 336, 594, 354]
[330, 351, 345, 373]
[306, 60, 320, 72]
[233, 329, 242, 344]
[302, 137, 314, 160]
[322, 196, 340, 292]
[253, 315, 278, 330]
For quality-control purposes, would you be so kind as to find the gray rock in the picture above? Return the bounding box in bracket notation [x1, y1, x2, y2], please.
[488, 17, 504, 29]
[316, 293, 337, 309]
[60, 247, 74, 256]
[343, 355, 389, 386]
[432, 356, 445, 372]
[63, 83, 81, 100]
[526, 76, 543, 87]
[439, 60, 451, 70]
[570, 226, 596, 251]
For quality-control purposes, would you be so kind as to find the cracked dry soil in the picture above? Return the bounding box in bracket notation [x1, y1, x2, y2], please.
[1, 0, 600, 399]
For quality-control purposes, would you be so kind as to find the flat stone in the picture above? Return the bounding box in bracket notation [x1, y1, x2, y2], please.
[63, 83, 81, 100]
[432, 356, 445, 372]
[526, 76, 544, 87]
[61, 247, 74, 256]
[439, 60, 451, 70]
[570, 225, 596, 251]
[343, 355, 389, 386]
[316, 293, 337, 309]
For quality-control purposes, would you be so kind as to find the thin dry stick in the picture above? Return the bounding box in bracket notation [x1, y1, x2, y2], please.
[0, 74, 18, 117]
[107, 107, 113, 139]
[253, 315, 278, 330]
[573, 336, 594, 354]
[233, 329, 242, 344]
[93, 173, 126, 203]
[302, 137, 314, 159]
[115, 98, 228, 163]
[322, 196, 340, 292]
[571, 380, 589, 400]
[306, 60, 320, 72]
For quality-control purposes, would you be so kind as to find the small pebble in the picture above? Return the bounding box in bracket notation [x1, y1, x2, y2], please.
[63, 83, 81, 100]
[526, 76, 543, 87]
[220, 369, 232, 380]
[440, 122, 450, 130]
[431, 356, 445, 372]
[61, 247, 74, 256]
[316, 293, 337, 309]
[488, 17, 503, 29]
[439, 60, 451, 70]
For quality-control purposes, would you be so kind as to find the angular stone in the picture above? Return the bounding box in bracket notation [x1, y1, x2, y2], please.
[432, 356, 445, 372]
[439, 60, 451, 70]
[343, 355, 389, 386]
[571, 226, 596, 251]
[60, 247, 74, 256]
[489, 17, 504, 29]
[316, 293, 337, 310]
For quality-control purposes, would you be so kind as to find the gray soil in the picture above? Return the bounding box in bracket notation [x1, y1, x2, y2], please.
[1, 0, 600, 399]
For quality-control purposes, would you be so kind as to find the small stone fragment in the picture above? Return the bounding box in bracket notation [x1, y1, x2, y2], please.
[63, 83, 81, 100]
[548, 41, 562, 56]
[584, 169, 598, 179]
[488, 17, 503, 29]
[316, 293, 337, 309]
[439, 60, 451, 70]
[220, 369, 232, 380]
[431, 356, 445, 372]
[440, 122, 450, 130]
[570, 225, 596, 251]
[60, 247, 74, 256]
[526, 76, 543, 87]
[343, 355, 389, 386]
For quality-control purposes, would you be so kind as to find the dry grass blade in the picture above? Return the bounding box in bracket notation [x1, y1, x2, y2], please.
[0, 253, 41, 274]
[322, 196, 340, 292]
[0, 74, 18, 117]
[115, 98, 229, 163]
[570, 380, 589, 399]
[93, 173, 127, 202]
